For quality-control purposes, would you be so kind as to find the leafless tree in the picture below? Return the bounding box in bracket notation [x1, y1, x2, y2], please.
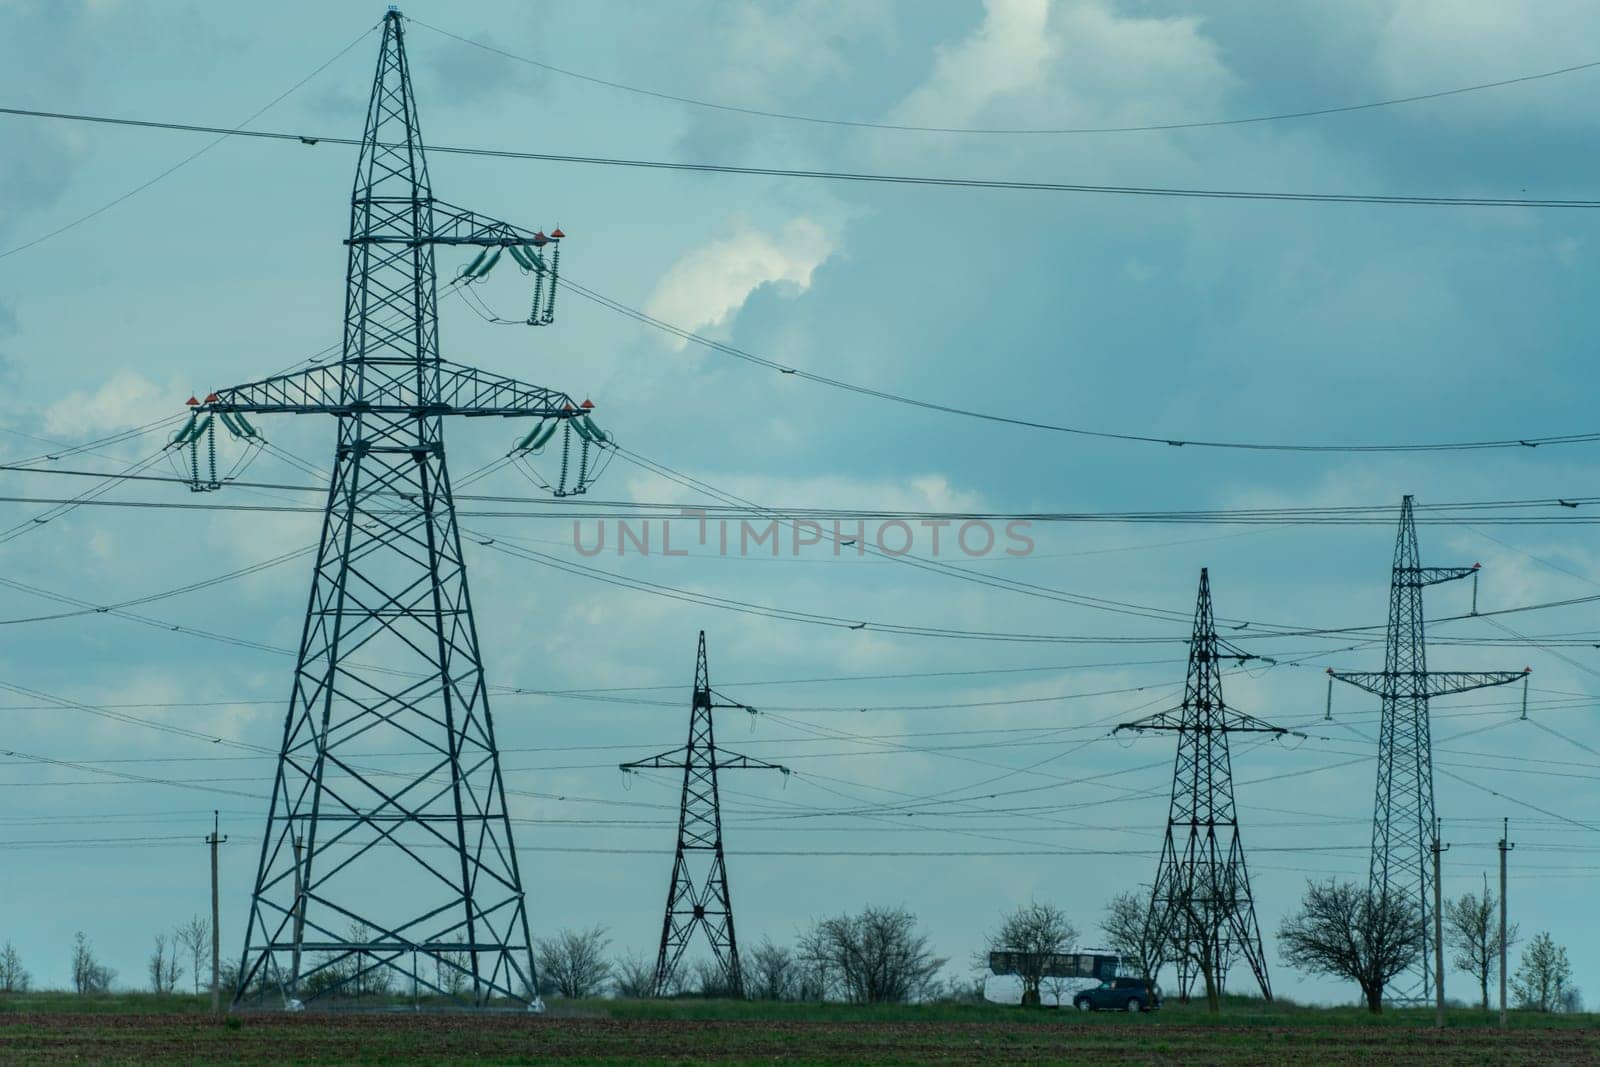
[0, 941, 30, 993]
[148, 932, 184, 994]
[689, 957, 739, 998]
[1511, 931, 1573, 1012]
[797, 905, 946, 1004]
[174, 915, 210, 997]
[430, 950, 468, 997]
[1443, 878, 1519, 1011]
[71, 932, 115, 995]
[985, 900, 1077, 1005]
[610, 950, 655, 998]
[336, 922, 394, 999]
[535, 925, 612, 999]
[1277, 880, 1423, 1013]
[1101, 891, 1164, 987]
[746, 937, 796, 1001]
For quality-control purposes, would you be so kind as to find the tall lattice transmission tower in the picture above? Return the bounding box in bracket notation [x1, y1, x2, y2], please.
[183, 10, 607, 1008]
[620, 633, 787, 997]
[1329, 496, 1526, 1003]
[1117, 569, 1284, 1005]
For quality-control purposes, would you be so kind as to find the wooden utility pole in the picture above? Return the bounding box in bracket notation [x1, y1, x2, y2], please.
[291, 833, 304, 997]
[1498, 819, 1513, 1029]
[207, 811, 228, 1012]
[1431, 819, 1448, 1028]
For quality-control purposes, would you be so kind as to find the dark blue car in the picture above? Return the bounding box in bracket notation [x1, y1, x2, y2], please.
[1072, 976, 1161, 1012]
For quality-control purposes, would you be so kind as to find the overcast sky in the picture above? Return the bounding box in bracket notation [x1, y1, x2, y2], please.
[2, 0, 1599, 1006]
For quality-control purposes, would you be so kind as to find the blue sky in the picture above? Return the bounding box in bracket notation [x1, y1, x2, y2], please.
[2, 0, 1599, 1005]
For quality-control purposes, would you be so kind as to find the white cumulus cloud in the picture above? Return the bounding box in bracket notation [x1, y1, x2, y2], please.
[642, 219, 836, 349]
[43, 368, 170, 435]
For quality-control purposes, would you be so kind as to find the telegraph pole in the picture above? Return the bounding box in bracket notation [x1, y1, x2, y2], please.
[1431, 819, 1448, 1028]
[290, 833, 304, 999]
[1499, 819, 1513, 1029]
[207, 811, 227, 1012]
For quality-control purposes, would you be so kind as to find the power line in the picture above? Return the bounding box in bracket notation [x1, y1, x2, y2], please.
[0, 25, 378, 260]
[410, 19, 1600, 137]
[558, 278, 1600, 453]
[5, 104, 1600, 208]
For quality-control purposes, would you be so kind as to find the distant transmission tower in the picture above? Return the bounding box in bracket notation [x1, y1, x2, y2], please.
[620, 633, 788, 997]
[185, 10, 607, 1008]
[1329, 495, 1527, 1003]
[1118, 568, 1283, 1005]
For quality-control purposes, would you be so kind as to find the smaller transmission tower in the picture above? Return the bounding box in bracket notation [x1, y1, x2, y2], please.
[1330, 495, 1528, 1003]
[1118, 568, 1284, 1005]
[620, 633, 787, 997]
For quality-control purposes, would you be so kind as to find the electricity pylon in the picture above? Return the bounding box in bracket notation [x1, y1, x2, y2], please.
[1329, 495, 1527, 1003]
[189, 10, 602, 1008]
[1117, 569, 1283, 1006]
[620, 633, 787, 997]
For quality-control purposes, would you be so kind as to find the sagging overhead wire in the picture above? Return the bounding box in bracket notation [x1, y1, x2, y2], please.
[7, 105, 1600, 209]
[558, 278, 1600, 454]
[0, 24, 380, 260]
[409, 18, 1600, 137]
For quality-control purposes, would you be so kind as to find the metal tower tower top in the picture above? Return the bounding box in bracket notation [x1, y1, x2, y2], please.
[1330, 496, 1527, 1004]
[1118, 568, 1285, 1008]
[620, 633, 787, 997]
[183, 10, 607, 1008]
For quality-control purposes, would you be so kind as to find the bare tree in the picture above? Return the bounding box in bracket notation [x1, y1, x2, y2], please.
[1277, 880, 1422, 1014]
[339, 922, 394, 999]
[148, 932, 184, 994]
[688, 957, 739, 998]
[70, 932, 115, 995]
[746, 937, 796, 1001]
[1511, 931, 1573, 1012]
[535, 925, 612, 999]
[797, 905, 946, 1004]
[174, 916, 210, 997]
[430, 950, 468, 997]
[0, 941, 30, 993]
[610, 950, 655, 998]
[985, 900, 1077, 1006]
[1443, 878, 1519, 1011]
[1101, 891, 1163, 986]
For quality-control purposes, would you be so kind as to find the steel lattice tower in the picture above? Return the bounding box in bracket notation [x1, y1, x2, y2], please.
[193, 10, 599, 1008]
[1330, 496, 1526, 1003]
[1118, 569, 1283, 1005]
[620, 633, 787, 997]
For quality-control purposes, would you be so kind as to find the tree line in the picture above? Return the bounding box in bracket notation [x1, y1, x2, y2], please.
[0, 885, 1579, 1011]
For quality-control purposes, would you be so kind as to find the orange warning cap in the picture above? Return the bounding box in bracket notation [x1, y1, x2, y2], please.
[580, 399, 594, 409]
[185, 396, 199, 406]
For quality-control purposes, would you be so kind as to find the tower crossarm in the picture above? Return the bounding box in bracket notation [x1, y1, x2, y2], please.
[1398, 565, 1480, 588]
[620, 749, 788, 774]
[426, 200, 554, 247]
[1115, 707, 1289, 735]
[1330, 668, 1528, 699]
[199, 359, 584, 418]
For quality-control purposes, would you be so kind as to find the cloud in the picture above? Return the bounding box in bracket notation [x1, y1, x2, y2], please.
[887, 0, 1231, 136]
[642, 218, 836, 348]
[42, 369, 170, 435]
[421, 32, 545, 108]
[892, 0, 1060, 130]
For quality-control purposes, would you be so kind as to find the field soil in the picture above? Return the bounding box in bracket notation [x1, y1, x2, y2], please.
[1, 998, 1597, 1065]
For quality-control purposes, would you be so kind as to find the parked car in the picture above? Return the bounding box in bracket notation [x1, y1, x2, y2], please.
[1072, 976, 1161, 1013]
